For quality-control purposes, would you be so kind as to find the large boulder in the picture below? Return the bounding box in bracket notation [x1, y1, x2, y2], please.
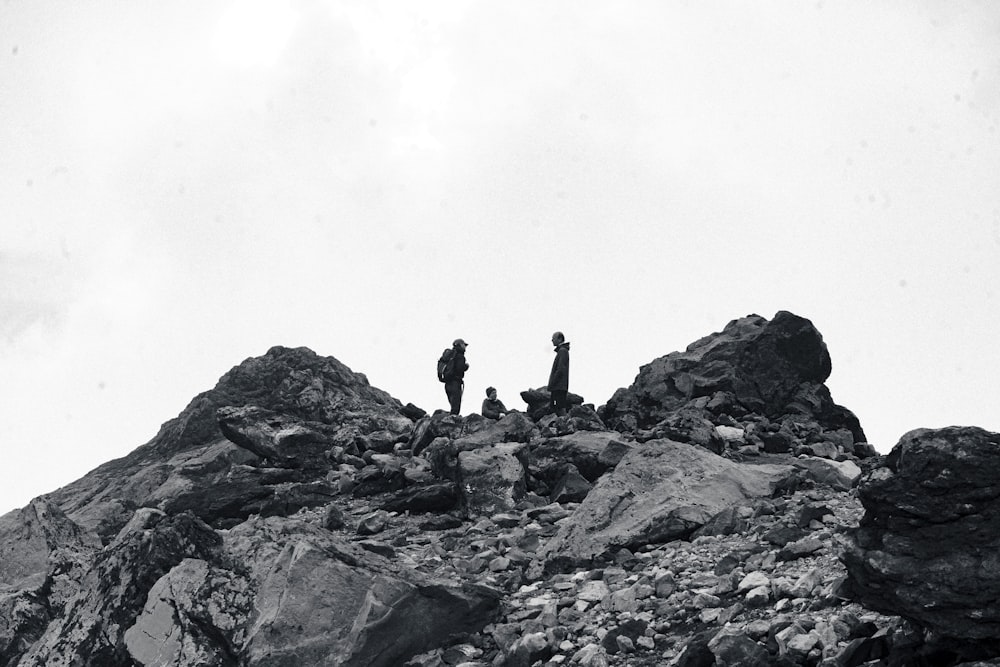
[458, 443, 529, 516]
[18, 509, 223, 666]
[16, 507, 500, 667]
[600, 312, 865, 442]
[843, 426, 1000, 644]
[792, 456, 862, 491]
[520, 387, 585, 420]
[528, 431, 631, 488]
[537, 439, 797, 569]
[216, 405, 339, 469]
[124, 515, 501, 666]
[453, 412, 540, 449]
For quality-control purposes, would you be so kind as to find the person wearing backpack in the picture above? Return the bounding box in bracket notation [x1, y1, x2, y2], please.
[547, 331, 570, 416]
[438, 338, 469, 415]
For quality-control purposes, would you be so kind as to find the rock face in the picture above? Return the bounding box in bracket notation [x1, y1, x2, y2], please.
[538, 439, 798, 568]
[125, 516, 500, 667]
[601, 312, 866, 447]
[0, 347, 508, 667]
[14, 507, 500, 667]
[0, 500, 100, 665]
[843, 426, 1000, 645]
[457, 443, 528, 515]
[6, 313, 974, 667]
[45, 346, 410, 540]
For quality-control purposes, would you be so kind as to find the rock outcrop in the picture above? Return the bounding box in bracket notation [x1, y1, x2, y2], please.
[0, 500, 100, 666]
[537, 439, 799, 569]
[600, 312, 867, 454]
[843, 426, 1000, 655]
[7, 312, 992, 666]
[45, 346, 411, 540]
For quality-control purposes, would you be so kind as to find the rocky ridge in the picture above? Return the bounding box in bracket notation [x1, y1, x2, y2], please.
[0, 312, 996, 666]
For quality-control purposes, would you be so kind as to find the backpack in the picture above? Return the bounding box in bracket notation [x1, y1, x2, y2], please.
[437, 348, 454, 382]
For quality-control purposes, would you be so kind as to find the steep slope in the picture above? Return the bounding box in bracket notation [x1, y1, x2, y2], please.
[0, 311, 994, 666]
[44, 345, 411, 539]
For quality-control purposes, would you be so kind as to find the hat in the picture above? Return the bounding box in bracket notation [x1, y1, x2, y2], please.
[453, 338, 468, 347]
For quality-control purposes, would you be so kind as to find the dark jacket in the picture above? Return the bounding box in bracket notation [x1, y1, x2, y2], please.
[481, 398, 508, 420]
[547, 342, 570, 391]
[447, 348, 469, 381]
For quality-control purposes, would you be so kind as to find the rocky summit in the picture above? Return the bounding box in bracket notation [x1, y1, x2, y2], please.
[0, 313, 997, 666]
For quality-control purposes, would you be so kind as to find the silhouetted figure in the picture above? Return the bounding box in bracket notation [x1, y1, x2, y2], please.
[548, 331, 570, 416]
[481, 386, 508, 420]
[442, 338, 469, 415]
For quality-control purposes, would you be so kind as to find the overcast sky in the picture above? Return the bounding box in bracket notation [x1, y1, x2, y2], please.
[2, 1, 998, 516]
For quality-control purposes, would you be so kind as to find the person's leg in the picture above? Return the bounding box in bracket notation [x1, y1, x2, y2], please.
[551, 390, 568, 416]
[446, 380, 463, 415]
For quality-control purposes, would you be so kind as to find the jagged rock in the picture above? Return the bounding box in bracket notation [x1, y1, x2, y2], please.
[18, 509, 222, 666]
[601, 312, 864, 443]
[843, 426, 1000, 643]
[708, 626, 771, 666]
[381, 482, 459, 514]
[795, 502, 834, 528]
[423, 437, 460, 481]
[357, 510, 390, 535]
[519, 387, 585, 420]
[564, 404, 608, 432]
[0, 324, 909, 666]
[779, 536, 825, 560]
[144, 439, 265, 506]
[760, 422, 796, 453]
[549, 465, 593, 503]
[217, 405, 339, 469]
[46, 346, 413, 540]
[418, 514, 463, 531]
[408, 412, 538, 460]
[640, 408, 725, 453]
[853, 442, 879, 459]
[122, 515, 502, 666]
[323, 504, 346, 530]
[457, 443, 528, 516]
[152, 455, 339, 528]
[453, 412, 539, 449]
[408, 414, 467, 456]
[0, 500, 100, 665]
[400, 403, 427, 421]
[795, 441, 841, 459]
[123, 557, 252, 666]
[165, 346, 410, 459]
[528, 431, 631, 486]
[352, 462, 406, 497]
[692, 506, 751, 538]
[537, 439, 797, 568]
[793, 456, 861, 491]
[260, 479, 339, 517]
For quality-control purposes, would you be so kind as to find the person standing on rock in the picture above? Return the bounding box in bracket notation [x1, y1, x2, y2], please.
[481, 386, 508, 420]
[548, 331, 570, 416]
[442, 338, 469, 415]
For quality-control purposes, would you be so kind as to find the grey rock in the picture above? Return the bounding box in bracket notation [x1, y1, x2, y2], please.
[600, 311, 864, 442]
[538, 440, 796, 568]
[843, 426, 1000, 642]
